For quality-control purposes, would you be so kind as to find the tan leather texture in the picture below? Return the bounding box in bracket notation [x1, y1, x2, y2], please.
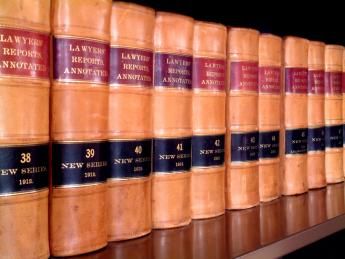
[343, 49, 345, 177]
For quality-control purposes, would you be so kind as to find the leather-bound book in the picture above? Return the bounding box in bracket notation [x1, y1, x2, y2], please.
[324, 45, 344, 183]
[258, 34, 282, 202]
[152, 12, 194, 228]
[226, 28, 260, 209]
[282, 37, 309, 195]
[50, 0, 111, 256]
[0, 1, 50, 258]
[191, 21, 226, 219]
[343, 49, 345, 177]
[107, 2, 154, 241]
[307, 41, 326, 189]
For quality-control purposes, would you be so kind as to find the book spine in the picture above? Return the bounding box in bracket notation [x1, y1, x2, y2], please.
[107, 2, 154, 241]
[258, 34, 282, 202]
[226, 28, 260, 209]
[0, 1, 50, 258]
[282, 37, 309, 195]
[50, 0, 111, 256]
[342, 49, 345, 177]
[324, 45, 344, 183]
[152, 12, 194, 228]
[191, 21, 226, 219]
[307, 41, 326, 189]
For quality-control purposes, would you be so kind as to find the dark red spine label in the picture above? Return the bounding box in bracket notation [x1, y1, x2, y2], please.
[258, 66, 281, 94]
[230, 61, 258, 92]
[53, 37, 109, 84]
[110, 47, 153, 87]
[342, 72, 345, 93]
[154, 53, 192, 89]
[0, 27, 50, 79]
[308, 70, 325, 94]
[325, 71, 342, 94]
[193, 57, 226, 90]
[285, 68, 308, 93]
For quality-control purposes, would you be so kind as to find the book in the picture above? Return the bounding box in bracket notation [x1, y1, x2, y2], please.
[258, 34, 282, 202]
[0, 1, 50, 258]
[50, 0, 111, 256]
[343, 49, 345, 177]
[307, 41, 326, 189]
[107, 2, 154, 241]
[226, 28, 260, 209]
[282, 36, 309, 195]
[324, 45, 343, 183]
[191, 21, 226, 219]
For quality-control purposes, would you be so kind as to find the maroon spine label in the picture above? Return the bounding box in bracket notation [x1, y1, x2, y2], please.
[110, 47, 153, 87]
[285, 68, 308, 93]
[258, 66, 281, 94]
[308, 70, 325, 94]
[154, 53, 192, 89]
[230, 61, 258, 91]
[193, 57, 226, 90]
[325, 71, 342, 94]
[0, 27, 49, 79]
[343, 72, 345, 93]
[53, 37, 109, 84]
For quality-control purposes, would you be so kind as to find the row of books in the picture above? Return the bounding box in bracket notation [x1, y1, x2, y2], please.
[1, 0, 344, 257]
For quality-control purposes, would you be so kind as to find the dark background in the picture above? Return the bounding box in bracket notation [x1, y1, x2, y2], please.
[120, 0, 345, 45]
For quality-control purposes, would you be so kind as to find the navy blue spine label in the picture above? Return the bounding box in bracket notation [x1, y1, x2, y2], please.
[285, 128, 308, 155]
[343, 124, 345, 145]
[231, 132, 259, 162]
[307, 127, 325, 152]
[108, 139, 152, 178]
[52, 142, 108, 187]
[153, 137, 191, 173]
[0, 144, 49, 195]
[259, 131, 280, 159]
[192, 135, 225, 167]
[325, 125, 343, 148]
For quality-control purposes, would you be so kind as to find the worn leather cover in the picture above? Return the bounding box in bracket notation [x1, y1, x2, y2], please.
[0, 0, 50, 258]
[324, 45, 344, 183]
[343, 50, 345, 178]
[226, 28, 260, 209]
[258, 34, 282, 202]
[152, 12, 194, 228]
[260, 199, 283, 245]
[191, 21, 226, 218]
[50, 0, 111, 256]
[107, 2, 154, 241]
[282, 37, 309, 195]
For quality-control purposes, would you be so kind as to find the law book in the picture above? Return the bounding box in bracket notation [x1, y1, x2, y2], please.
[0, 1, 50, 258]
[282, 37, 308, 195]
[107, 2, 154, 241]
[307, 41, 326, 189]
[226, 28, 260, 209]
[258, 34, 282, 202]
[152, 12, 194, 228]
[191, 21, 226, 219]
[50, 0, 111, 256]
[324, 45, 343, 183]
[343, 49, 345, 177]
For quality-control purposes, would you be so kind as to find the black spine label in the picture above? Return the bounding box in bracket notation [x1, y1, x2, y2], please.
[52, 142, 108, 187]
[285, 128, 308, 155]
[308, 127, 325, 152]
[231, 132, 259, 162]
[108, 139, 152, 178]
[153, 137, 191, 173]
[325, 125, 343, 148]
[0, 144, 48, 195]
[259, 131, 280, 159]
[192, 135, 225, 167]
[343, 124, 345, 146]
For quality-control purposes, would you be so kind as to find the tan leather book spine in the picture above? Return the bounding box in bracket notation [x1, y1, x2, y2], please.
[226, 28, 260, 209]
[107, 2, 154, 241]
[260, 199, 283, 246]
[191, 21, 226, 219]
[50, 0, 111, 256]
[307, 41, 326, 189]
[0, 1, 50, 258]
[343, 49, 345, 177]
[324, 45, 344, 183]
[308, 188, 326, 226]
[282, 37, 309, 195]
[152, 12, 194, 228]
[326, 182, 345, 219]
[258, 34, 282, 202]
